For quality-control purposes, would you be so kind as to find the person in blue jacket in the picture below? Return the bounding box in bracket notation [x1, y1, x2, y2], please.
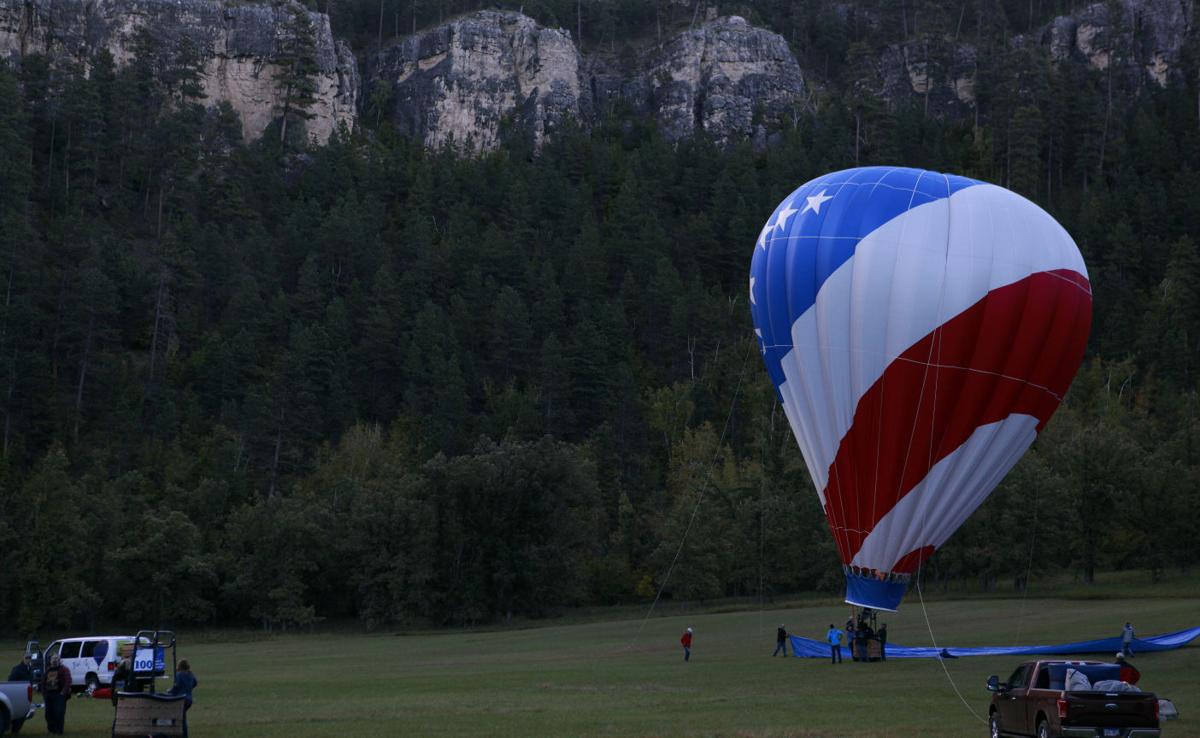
[169, 659, 199, 737]
[826, 624, 844, 664]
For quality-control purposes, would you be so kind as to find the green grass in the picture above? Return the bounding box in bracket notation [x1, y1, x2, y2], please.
[6, 593, 1198, 737]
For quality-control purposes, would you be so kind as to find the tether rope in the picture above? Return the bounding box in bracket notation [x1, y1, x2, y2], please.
[908, 172, 987, 725]
[624, 335, 756, 651]
[1013, 478, 1040, 648]
[915, 575, 988, 724]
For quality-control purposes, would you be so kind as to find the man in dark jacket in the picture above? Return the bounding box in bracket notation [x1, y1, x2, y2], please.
[773, 625, 788, 657]
[40, 654, 72, 735]
[6, 654, 32, 733]
[110, 657, 133, 706]
[6, 654, 31, 682]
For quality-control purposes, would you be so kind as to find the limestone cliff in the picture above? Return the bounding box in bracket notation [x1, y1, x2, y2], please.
[367, 12, 808, 151]
[621, 15, 808, 143]
[0, 0, 358, 143]
[368, 10, 580, 151]
[1036, 0, 1191, 87]
[861, 0, 1189, 116]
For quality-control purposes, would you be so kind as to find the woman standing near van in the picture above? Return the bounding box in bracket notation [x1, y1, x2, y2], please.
[169, 659, 198, 737]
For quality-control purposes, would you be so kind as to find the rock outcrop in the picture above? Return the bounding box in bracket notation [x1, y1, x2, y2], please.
[1036, 0, 1191, 87]
[863, 0, 1190, 115]
[368, 10, 580, 151]
[621, 15, 808, 143]
[0, 0, 357, 143]
[367, 11, 808, 151]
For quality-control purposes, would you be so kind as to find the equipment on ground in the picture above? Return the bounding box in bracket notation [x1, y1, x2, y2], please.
[112, 630, 181, 738]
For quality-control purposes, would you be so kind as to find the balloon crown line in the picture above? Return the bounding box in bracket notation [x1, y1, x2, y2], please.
[843, 564, 911, 583]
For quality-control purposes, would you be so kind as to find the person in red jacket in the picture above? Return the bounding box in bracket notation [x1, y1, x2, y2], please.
[40, 654, 72, 735]
[680, 627, 693, 662]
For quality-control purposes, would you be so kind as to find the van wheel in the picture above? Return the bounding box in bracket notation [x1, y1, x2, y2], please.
[85, 673, 100, 694]
[0, 707, 10, 734]
[989, 713, 1000, 738]
[1036, 719, 1051, 738]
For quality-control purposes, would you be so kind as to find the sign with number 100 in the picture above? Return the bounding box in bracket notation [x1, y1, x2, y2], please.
[134, 647, 166, 674]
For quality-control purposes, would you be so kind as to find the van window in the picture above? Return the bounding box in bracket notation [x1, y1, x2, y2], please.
[81, 641, 102, 658]
[45, 642, 62, 661]
[60, 642, 81, 659]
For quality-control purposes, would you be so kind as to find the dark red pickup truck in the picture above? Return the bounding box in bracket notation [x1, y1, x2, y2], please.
[986, 660, 1160, 738]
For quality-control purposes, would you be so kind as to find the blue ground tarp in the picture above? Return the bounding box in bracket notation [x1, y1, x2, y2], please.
[789, 627, 1200, 659]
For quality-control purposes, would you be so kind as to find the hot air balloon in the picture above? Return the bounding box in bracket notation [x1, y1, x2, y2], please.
[748, 167, 1091, 611]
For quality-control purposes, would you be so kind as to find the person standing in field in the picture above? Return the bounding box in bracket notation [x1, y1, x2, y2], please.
[110, 656, 132, 706]
[40, 654, 72, 735]
[773, 624, 788, 657]
[878, 623, 888, 662]
[680, 627, 693, 662]
[7, 653, 32, 682]
[1121, 622, 1135, 656]
[169, 659, 199, 737]
[7, 653, 32, 734]
[826, 624, 843, 664]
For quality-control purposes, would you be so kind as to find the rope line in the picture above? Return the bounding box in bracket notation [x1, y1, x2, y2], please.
[915, 576, 988, 724]
[909, 173, 987, 726]
[625, 336, 756, 650]
[1013, 478, 1040, 648]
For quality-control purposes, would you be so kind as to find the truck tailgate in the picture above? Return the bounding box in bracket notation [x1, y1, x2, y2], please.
[1064, 692, 1158, 729]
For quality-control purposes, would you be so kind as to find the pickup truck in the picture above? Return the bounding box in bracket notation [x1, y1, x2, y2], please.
[987, 660, 1160, 738]
[0, 680, 35, 734]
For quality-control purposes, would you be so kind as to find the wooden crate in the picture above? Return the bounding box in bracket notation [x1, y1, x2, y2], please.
[112, 693, 185, 737]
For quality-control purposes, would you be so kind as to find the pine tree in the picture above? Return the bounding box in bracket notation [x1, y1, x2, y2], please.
[276, 5, 321, 147]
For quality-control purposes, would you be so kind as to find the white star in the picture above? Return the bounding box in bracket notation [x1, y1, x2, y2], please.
[801, 189, 833, 215]
[774, 202, 799, 231]
[749, 276, 757, 305]
[757, 224, 770, 250]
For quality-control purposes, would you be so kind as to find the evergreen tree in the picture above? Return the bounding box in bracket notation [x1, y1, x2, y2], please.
[276, 5, 321, 147]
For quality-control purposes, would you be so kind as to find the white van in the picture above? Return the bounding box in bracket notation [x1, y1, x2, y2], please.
[43, 636, 133, 692]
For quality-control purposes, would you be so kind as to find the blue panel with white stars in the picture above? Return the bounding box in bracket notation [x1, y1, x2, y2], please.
[748, 167, 981, 391]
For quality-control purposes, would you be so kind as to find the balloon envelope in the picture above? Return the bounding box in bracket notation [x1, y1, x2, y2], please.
[748, 167, 1091, 610]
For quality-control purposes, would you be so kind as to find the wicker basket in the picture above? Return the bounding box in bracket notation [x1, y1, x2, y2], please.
[112, 692, 185, 737]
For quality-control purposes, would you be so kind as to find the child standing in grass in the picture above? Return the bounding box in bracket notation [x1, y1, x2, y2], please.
[681, 628, 693, 662]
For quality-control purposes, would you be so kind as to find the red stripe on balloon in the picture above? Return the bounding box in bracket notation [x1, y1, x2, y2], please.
[891, 545, 937, 575]
[822, 269, 1092, 569]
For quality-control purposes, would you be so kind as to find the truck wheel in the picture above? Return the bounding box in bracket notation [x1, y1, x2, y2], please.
[0, 707, 10, 735]
[1036, 719, 1051, 738]
[989, 713, 1000, 738]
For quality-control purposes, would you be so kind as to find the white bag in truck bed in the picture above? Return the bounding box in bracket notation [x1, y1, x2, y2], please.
[1065, 668, 1090, 691]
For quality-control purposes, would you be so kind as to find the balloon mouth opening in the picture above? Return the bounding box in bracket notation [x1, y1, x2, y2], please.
[843, 566, 909, 612]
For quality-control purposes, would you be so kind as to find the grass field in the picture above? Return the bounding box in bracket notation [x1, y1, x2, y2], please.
[5, 586, 1198, 736]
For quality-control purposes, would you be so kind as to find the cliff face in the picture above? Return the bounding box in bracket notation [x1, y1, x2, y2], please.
[1, 1, 1193, 152]
[1037, 0, 1191, 87]
[0, 0, 358, 143]
[862, 0, 1189, 118]
[368, 12, 808, 150]
[369, 10, 580, 151]
[621, 16, 808, 143]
